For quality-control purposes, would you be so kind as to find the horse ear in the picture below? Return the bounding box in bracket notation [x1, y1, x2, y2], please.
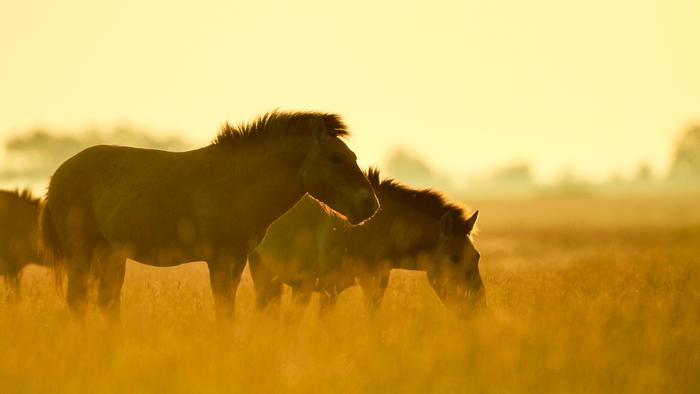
[465, 210, 479, 233]
[440, 212, 454, 235]
[311, 118, 326, 141]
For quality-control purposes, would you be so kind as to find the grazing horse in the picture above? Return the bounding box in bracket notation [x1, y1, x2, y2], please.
[249, 168, 483, 318]
[39, 111, 379, 321]
[0, 189, 44, 301]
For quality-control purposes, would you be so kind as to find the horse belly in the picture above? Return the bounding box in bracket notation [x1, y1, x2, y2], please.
[259, 254, 317, 286]
[127, 246, 203, 268]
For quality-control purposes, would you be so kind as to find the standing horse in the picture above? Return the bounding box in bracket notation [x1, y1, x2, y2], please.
[0, 189, 44, 301]
[250, 168, 483, 318]
[39, 111, 379, 321]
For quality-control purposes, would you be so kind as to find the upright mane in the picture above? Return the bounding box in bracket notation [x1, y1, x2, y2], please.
[1, 188, 39, 204]
[365, 168, 474, 235]
[212, 110, 350, 145]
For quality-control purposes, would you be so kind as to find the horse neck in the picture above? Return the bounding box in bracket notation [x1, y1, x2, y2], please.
[385, 196, 436, 271]
[206, 136, 310, 224]
[354, 190, 436, 272]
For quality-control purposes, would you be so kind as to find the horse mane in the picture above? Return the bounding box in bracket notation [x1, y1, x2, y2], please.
[1, 188, 40, 204]
[212, 110, 350, 145]
[365, 167, 474, 235]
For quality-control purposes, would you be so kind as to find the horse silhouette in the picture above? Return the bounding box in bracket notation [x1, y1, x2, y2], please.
[39, 111, 379, 321]
[250, 168, 483, 318]
[0, 189, 44, 301]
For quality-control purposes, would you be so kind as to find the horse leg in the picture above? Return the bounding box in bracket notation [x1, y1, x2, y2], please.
[248, 251, 283, 312]
[318, 287, 338, 316]
[285, 283, 313, 323]
[292, 283, 313, 309]
[360, 273, 390, 312]
[88, 251, 102, 293]
[230, 257, 246, 316]
[96, 245, 126, 324]
[66, 249, 93, 320]
[4, 270, 22, 303]
[208, 253, 246, 321]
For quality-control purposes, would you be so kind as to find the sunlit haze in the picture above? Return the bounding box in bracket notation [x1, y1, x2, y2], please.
[2, 0, 699, 182]
[1, 2, 699, 391]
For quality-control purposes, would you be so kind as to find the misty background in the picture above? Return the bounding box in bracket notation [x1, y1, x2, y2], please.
[2, 1, 699, 199]
[0, 127, 190, 193]
[2, 123, 698, 199]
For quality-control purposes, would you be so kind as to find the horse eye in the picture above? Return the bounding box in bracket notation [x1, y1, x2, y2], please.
[329, 155, 342, 164]
[450, 255, 460, 263]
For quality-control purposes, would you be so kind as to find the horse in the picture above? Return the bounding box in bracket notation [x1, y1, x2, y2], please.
[249, 168, 483, 318]
[0, 189, 44, 301]
[39, 110, 379, 321]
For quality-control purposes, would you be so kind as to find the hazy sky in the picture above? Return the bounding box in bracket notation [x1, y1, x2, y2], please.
[1, 0, 699, 182]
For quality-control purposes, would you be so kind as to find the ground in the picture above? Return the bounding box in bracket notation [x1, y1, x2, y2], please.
[1, 194, 698, 393]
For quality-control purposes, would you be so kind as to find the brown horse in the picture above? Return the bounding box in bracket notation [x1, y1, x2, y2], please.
[249, 168, 483, 318]
[0, 189, 44, 301]
[39, 111, 379, 321]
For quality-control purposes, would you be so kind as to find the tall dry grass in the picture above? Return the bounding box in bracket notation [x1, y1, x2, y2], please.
[1, 194, 698, 393]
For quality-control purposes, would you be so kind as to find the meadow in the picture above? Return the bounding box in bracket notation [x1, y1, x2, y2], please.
[1, 194, 698, 393]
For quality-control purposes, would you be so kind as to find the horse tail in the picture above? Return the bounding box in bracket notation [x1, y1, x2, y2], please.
[38, 196, 65, 290]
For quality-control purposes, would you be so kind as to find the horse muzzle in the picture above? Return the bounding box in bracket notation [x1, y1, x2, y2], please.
[347, 191, 379, 225]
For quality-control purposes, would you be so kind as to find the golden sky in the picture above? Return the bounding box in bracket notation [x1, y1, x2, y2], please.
[1, 0, 699, 182]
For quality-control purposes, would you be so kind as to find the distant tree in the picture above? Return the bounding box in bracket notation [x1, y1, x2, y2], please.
[491, 162, 533, 184]
[669, 124, 700, 180]
[384, 149, 454, 191]
[635, 162, 652, 182]
[546, 168, 592, 197]
[1, 126, 191, 188]
[465, 162, 535, 198]
[385, 149, 436, 186]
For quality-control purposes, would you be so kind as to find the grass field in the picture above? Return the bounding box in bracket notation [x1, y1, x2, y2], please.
[1, 194, 699, 393]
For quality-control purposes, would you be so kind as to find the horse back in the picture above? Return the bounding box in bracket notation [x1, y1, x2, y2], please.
[46, 145, 203, 251]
